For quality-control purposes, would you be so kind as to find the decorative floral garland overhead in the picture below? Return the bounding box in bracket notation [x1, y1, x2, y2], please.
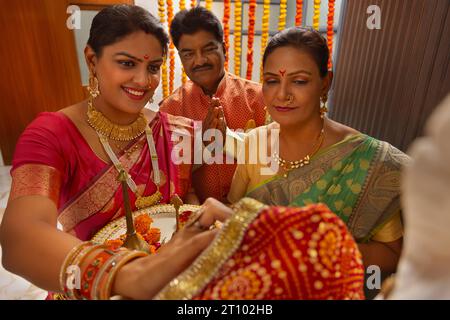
[158, 0, 168, 98]
[313, 0, 321, 30]
[233, 0, 242, 76]
[327, 0, 336, 70]
[179, 0, 187, 84]
[260, 0, 270, 82]
[222, 0, 231, 71]
[278, 0, 287, 31]
[205, 0, 212, 11]
[166, 0, 175, 94]
[295, 0, 303, 26]
[190, 0, 196, 8]
[246, 0, 257, 80]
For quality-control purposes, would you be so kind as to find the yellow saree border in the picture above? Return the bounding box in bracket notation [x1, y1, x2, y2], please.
[57, 137, 145, 232]
[154, 198, 266, 300]
[9, 164, 62, 206]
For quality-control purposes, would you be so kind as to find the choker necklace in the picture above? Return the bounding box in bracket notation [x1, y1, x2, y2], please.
[87, 97, 148, 141]
[274, 120, 325, 178]
[87, 98, 162, 209]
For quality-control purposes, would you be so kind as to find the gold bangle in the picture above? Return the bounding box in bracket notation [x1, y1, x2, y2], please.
[91, 248, 129, 300]
[66, 244, 104, 299]
[59, 242, 92, 295]
[101, 250, 149, 300]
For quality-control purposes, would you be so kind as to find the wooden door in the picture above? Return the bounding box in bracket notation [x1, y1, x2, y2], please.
[0, 0, 133, 165]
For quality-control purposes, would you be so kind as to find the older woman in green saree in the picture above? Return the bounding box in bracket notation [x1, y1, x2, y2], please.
[228, 27, 410, 275]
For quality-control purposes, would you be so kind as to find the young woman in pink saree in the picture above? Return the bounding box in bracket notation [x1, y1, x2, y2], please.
[10, 110, 192, 241]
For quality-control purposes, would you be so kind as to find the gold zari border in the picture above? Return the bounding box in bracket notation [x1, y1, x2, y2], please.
[154, 197, 266, 300]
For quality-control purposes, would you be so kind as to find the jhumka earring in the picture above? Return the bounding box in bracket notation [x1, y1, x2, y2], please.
[320, 95, 329, 119]
[88, 71, 100, 99]
[264, 106, 272, 125]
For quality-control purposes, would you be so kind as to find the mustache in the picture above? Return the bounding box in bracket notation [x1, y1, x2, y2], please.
[193, 64, 213, 72]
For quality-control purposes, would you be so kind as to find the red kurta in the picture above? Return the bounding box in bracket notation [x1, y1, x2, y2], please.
[159, 72, 266, 202]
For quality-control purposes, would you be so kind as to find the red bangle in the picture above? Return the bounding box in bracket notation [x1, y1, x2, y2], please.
[79, 247, 118, 300]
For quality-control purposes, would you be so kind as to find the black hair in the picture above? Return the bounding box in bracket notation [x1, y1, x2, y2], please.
[263, 27, 329, 77]
[170, 6, 223, 48]
[87, 4, 169, 57]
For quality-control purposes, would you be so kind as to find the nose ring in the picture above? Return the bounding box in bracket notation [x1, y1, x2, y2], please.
[286, 94, 294, 105]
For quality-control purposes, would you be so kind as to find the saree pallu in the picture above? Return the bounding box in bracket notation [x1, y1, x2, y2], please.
[247, 134, 410, 243]
[155, 198, 365, 300]
[10, 111, 193, 241]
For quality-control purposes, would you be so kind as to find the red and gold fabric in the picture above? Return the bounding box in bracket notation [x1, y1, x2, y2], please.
[159, 72, 266, 203]
[155, 198, 365, 300]
[10, 111, 193, 241]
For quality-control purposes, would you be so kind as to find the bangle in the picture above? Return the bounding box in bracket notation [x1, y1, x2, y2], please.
[79, 247, 119, 300]
[99, 250, 149, 300]
[92, 248, 130, 300]
[65, 244, 103, 299]
[59, 242, 92, 297]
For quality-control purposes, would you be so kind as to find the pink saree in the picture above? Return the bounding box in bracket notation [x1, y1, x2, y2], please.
[10, 111, 193, 241]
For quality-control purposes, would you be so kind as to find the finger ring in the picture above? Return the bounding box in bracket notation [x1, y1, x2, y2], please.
[185, 208, 204, 228]
[193, 220, 210, 231]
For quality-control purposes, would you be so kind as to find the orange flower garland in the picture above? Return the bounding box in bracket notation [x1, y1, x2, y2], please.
[327, 0, 336, 70]
[246, 0, 257, 80]
[166, 0, 175, 94]
[191, 0, 196, 8]
[313, 0, 321, 30]
[158, 0, 169, 98]
[180, 0, 187, 84]
[260, 0, 270, 82]
[233, 0, 242, 76]
[205, 0, 212, 11]
[278, 0, 287, 31]
[295, 0, 303, 26]
[222, 0, 231, 71]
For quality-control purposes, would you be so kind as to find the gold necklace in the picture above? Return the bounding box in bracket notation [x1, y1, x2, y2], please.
[86, 97, 148, 141]
[275, 122, 325, 178]
[87, 99, 162, 209]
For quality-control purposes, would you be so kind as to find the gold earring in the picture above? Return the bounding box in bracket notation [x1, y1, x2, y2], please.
[88, 72, 100, 99]
[264, 106, 272, 125]
[320, 95, 328, 119]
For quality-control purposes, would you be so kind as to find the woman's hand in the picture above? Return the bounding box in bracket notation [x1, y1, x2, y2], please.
[112, 198, 233, 300]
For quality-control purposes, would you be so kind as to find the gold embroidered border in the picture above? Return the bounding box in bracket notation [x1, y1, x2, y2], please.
[58, 137, 145, 232]
[10, 164, 62, 205]
[154, 197, 266, 300]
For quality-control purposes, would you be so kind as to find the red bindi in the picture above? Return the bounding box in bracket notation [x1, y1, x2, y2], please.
[279, 69, 286, 77]
[144, 54, 149, 60]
